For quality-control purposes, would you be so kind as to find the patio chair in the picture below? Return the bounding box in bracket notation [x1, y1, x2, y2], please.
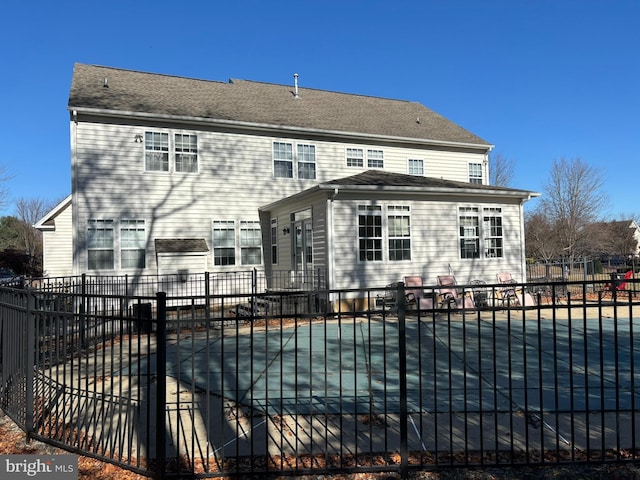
[601, 270, 634, 299]
[436, 275, 474, 309]
[470, 279, 489, 308]
[496, 272, 536, 307]
[403, 276, 434, 310]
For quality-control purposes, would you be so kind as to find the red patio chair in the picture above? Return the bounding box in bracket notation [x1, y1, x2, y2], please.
[602, 270, 634, 298]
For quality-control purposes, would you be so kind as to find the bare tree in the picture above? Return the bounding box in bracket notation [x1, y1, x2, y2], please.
[490, 152, 516, 187]
[14, 197, 52, 273]
[538, 157, 608, 260]
[0, 164, 11, 211]
[525, 210, 562, 261]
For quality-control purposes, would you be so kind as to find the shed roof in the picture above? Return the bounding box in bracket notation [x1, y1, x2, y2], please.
[69, 63, 491, 148]
[154, 238, 209, 254]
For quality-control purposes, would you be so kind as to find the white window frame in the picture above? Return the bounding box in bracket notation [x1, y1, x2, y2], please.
[367, 149, 384, 169]
[408, 159, 424, 176]
[387, 205, 411, 261]
[87, 219, 115, 270]
[120, 219, 146, 269]
[240, 221, 262, 265]
[357, 205, 383, 262]
[213, 220, 236, 266]
[144, 130, 198, 173]
[271, 218, 278, 265]
[346, 147, 364, 167]
[297, 144, 316, 179]
[273, 141, 317, 179]
[483, 207, 504, 258]
[469, 163, 483, 184]
[459, 207, 480, 259]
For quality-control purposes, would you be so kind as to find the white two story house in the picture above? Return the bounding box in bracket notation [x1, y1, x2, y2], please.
[37, 63, 537, 302]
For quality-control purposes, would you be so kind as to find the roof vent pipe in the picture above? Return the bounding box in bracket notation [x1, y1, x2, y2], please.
[293, 73, 299, 98]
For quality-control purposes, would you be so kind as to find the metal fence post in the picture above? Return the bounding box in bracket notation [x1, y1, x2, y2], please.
[396, 281, 408, 478]
[155, 292, 167, 480]
[25, 289, 36, 441]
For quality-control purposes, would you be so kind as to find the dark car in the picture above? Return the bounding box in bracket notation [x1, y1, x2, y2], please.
[0, 268, 20, 284]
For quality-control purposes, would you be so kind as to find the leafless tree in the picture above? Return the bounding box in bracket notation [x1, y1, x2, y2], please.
[0, 164, 11, 211]
[14, 197, 52, 270]
[538, 157, 608, 260]
[490, 152, 516, 187]
[525, 210, 562, 260]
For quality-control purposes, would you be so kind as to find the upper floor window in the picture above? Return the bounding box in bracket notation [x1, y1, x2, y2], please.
[145, 132, 169, 172]
[469, 163, 483, 184]
[120, 219, 146, 269]
[358, 205, 383, 262]
[346, 148, 364, 167]
[408, 159, 424, 176]
[144, 131, 198, 173]
[273, 142, 317, 179]
[87, 219, 115, 270]
[174, 134, 198, 173]
[368, 149, 384, 168]
[297, 144, 316, 179]
[387, 205, 411, 261]
[273, 142, 294, 178]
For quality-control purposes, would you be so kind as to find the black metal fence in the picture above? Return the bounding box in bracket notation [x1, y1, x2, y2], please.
[2, 275, 640, 478]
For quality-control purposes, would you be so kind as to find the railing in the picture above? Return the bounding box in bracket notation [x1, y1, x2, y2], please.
[1, 277, 640, 478]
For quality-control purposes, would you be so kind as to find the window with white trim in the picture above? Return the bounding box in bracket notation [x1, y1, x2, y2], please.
[367, 149, 384, 168]
[174, 134, 198, 173]
[213, 220, 236, 266]
[240, 221, 262, 265]
[273, 142, 294, 178]
[144, 131, 198, 173]
[273, 142, 316, 179]
[346, 148, 364, 167]
[120, 219, 146, 269]
[388, 205, 411, 261]
[87, 219, 115, 270]
[358, 205, 383, 261]
[145, 132, 169, 171]
[271, 218, 278, 265]
[297, 144, 316, 179]
[469, 163, 483, 184]
[459, 207, 480, 259]
[483, 208, 503, 257]
[408, 159, 424, 176]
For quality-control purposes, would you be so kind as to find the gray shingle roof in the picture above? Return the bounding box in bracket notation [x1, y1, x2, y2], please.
[68, 63, 490, 147]
[155, 238, 209, 254]
[322, 170, 527, 193]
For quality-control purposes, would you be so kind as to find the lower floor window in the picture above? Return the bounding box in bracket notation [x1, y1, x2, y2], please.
[121, 219, 146, 268]
[213, 219, 263, 266]
[87, 219, 115, 270]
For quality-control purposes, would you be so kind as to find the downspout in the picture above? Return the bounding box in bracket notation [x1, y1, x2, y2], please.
[71, 110, 79, 276]
[328, 188, 339, 303]
[519, 198, 527, 281]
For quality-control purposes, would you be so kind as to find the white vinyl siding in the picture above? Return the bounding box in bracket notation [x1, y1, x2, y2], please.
[72, 122, 493, 276]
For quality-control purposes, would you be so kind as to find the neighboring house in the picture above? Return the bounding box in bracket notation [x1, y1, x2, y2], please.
[585, 220, 640, 258]
[37, 63, 538, 302]
[34, 195, 73, 277]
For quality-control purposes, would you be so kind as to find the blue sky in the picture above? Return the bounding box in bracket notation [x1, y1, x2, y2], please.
[1, 0, 638, 219]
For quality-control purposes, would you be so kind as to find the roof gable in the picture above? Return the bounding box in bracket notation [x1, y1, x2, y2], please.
[69, 64, 490, 147]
